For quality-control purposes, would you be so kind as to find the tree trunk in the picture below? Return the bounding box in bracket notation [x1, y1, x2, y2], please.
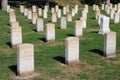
[2, 0, 8, 11]
[106, 0, 110, 5]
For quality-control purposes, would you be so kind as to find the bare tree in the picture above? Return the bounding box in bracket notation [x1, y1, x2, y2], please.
[2, 0, 8, 11]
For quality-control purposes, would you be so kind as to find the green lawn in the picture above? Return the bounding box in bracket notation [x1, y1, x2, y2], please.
[0, 5, 120, 80]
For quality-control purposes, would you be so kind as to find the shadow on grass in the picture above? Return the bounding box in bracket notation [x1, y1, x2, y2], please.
[38, 38, 46, 42]
[53, 56, 65, 64]
[92, 17, 96, 19]
[6, 42, 12, 48]
[32, 29, 37, 32]
[89, 49, 104, 56]
[8, 65, 17, 76]
[66, 34, 74, 37]
[89, 31, 98, 33]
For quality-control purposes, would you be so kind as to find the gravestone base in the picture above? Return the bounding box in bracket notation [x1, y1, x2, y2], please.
[17, 71, 34, 77]
[105, 53, 116, 58]
[36, 30, 44, 32]
[46, 40, 55, 42]
[74, 35, 82, 38]
[13, 73, 39, 80]
[66, 60, 80, 65]
[12, 44, 21, 48]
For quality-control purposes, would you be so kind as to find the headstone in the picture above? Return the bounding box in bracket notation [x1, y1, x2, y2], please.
[82, 10, 87, 20]
[93, 4, 96, 11]
[32, 5, 37, 12]
[52, 12, 57, 22]
[80, 17, 86, 28]
[24, 8, 28, 17]
[43, 10, 47, 18]
[106, 7, 110, 14]
[55, 5, 59, 12]
[74, 20, 83, 37]
[114, 13, 119, 24]
[27, 10, 32, 20]
[46, 23, 55, 42]
[63, 6, 67, 14]
[85, 5, 88, 13]
[117, 8, 120, 13]
[32, 12, 38, 24]
[36, 18, 44, 32]
[110, 3, 113, 8]
[7, 5, 10, 13]
[44, 5, 48, 12]
[20, 5, 24, 13]
[98, 14, 104, 26]
[66, 5, 69, 12]
[104, 31, 116, 58]
[72, 8, 75, 17]
[74, 5, 78, 14]
[38, 8, 42, 16]
[118, 3, 120, 9]
[10, 21, 19, 27]
[17, 44, 34, 77]
[11, 27, 22, 47]
[110, 8, 115, 19]
[98, 16, 110, 34]
[102, 4, 104, 10]
[60, 17, 67, 29]
[105, 5, 108, 12]
[67, 12, 72, 22]
[96, 11, 100, 20]
[57, 9, 61, 18]
[51, 8, 55, 13]
[65, 37, 79, 65]
[9, 9, 16, 23]
[114, 4, 117, 11]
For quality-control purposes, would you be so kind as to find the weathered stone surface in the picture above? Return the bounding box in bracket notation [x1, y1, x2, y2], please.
[32, 12, 38, 24]
[46, 23, 55, 42]
[80, 17, 86, 28]
[11, 27, 22, 47]
[17, 44, 34, 77]
[20, 5, 24, 13]
[65, 37, 80, 65]
[36, 18, 44, 32]
[67, 12, 72, 22]
[43, 10, 47, 18]
[98, 16, 110, 34]
[7, 5, 10, 13]
[52, 12, 57, 22]
[60, 17, 67, 29]
[74, 20, 83, 37]
[104, 31, 116, 58]
[32, 5, 37, 12]
[11, 21, 19, 27]
[24, 8, 28, 17]
[38, 8, 42, 16]
[63, 6, 67, 14]
[27, 10, 32, 20]
[9, 9, 16, 23]
[114, 13, 119, 24]
[57, 9, 61, 18]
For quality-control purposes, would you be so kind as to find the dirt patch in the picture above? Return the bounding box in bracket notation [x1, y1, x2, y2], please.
[0, 48, 12, 54]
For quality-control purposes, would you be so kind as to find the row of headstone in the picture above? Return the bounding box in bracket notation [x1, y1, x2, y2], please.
[19, 4, 82, 35]
[8, 6, 23, 48]
[16, 31, 116, 78]
[7, 4, 117, 79]
[100, 3, 120, 24]
[93, 4, 117, 58]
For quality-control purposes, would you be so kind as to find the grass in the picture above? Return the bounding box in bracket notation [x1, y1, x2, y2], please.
[0, 5, 120, 80]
